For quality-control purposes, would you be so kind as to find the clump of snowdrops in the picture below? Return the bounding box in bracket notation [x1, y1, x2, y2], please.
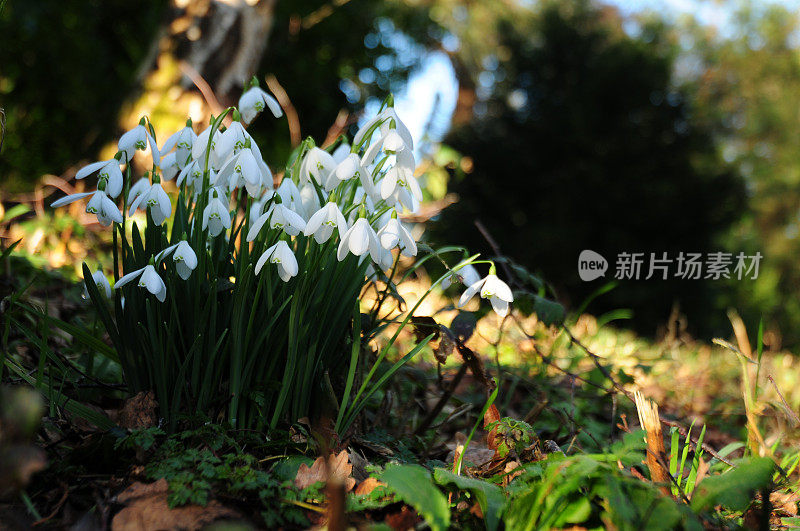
[51, 80, 513, 432]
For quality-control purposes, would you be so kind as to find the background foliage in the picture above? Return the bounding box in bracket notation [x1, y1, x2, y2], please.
[4, 0, 800, 344]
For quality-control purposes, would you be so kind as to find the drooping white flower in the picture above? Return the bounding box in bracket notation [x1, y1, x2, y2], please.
[329, 153, 367, 191]
[377, 216, 417, 257]
[353, 107, 413, 151]
[458, 272, 514, 317]
[127, 178, 151, 206]
[380, 165, 422, 203]
[202, 190, 231, 237]
[298, 183, 322, 220]
[299, 147, 336, 186]
[332, 142, 351, 163]
[255, 240, 298, 282]
[118, 123, 160, 165]
[379, 107, 414, 151]
[304, 202, 348, 244]
[160, 124, 196, 169]
[239, 86, 283, 124]
[51, 192, 93, 208]
[176, 160, 204, 189]
[219, 147, 264, 197]
[128, 182, 171, 226]
[376, 245, 394, 271]
[76, 159, 123, 198]
[441, 263, 481, 290]
[115, 264, 167, 302]
[172, 241, 198, 280]
[84, 269, 112, 299]
[86, 190, 124, 226]
[193, 126, 229, 170]
[155, 240, 198, 281]
[160, 152, 180, 181]
[337, 217, 381, 263]
[219, 120, 251, 156]
[381, 129, 408, 154]
[52, 190, 122, 226]
[247, 203, 306, 239]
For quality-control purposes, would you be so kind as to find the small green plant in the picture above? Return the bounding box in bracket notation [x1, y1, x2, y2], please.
[668, 421, 706, 499]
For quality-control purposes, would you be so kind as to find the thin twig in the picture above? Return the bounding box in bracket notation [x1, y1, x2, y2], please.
[265, 74, 301, 147]
[767, 375, 800, 427]
[414, 364, 468, 435]
[179, 60, 224, 117]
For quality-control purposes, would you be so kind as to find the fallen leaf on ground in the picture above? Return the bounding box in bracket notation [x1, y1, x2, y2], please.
[354, 477, 386, 496]
[116, 391, 158, 430]
[446, 433, 495, 469]
[294, 450, 356, 491]
[111, 479, 241, 531]
[385, 505, 419, 531]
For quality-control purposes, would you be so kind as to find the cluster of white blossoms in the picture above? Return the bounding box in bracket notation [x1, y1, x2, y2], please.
[53, 81, 513, 316]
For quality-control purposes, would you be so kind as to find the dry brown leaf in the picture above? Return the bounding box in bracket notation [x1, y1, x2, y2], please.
[469, 501, 484, 519]
[116, 391, 158, 431]
[294, 451, 356, 491]
[772, 490, 800, 516]
[354, 477, 386, 496]
[385, 505, 419, 531]
[445, 436, 494, 469]
[111, 479, 241, 531]
[0, 445, 46, 495]
[484, 404, 502, 453]
[503, 461, 523, 484]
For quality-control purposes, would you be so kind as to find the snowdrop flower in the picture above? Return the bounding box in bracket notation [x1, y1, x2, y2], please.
[329, 153, 367, 191]
[381, 165, 422, 203]
[332, 142, 351, 163]
[87, 190, 124, 226]
[276, 178, 306, 213]
[176, 160, 203, 188]
[219, 120, 252, 156]
[160, 152, 180, 181]
[160, 122, 196, 169]
[381, 129, 408, 154]
[129, 182, 171, 226]
[255, 240, 298, 282]
[377, 215, 417, 257]
[127, 178, 151, 206]
[304, 202, 348, 244]
[172, 241, 198, 280]
[119, 122, 160, 165]
[458, 270, 514, 317]
[156, 240, 198, 280]
[441, 263, 481, 290]
[298, 183, 322, 220]
[84, 269, 112, 299]
[299, 147, 336, 186]
[115, 263, 167, 302]
[76, 159, 123, 198]
[337, 216, 381, 263]
[247, 203, 306, 240]
[51, 190, 122, 226]
[376, 245, 394, 271]
[193, 125, 229, 169]
[219, 147, 263, 197]
[353, 107, 413, 151]
[379, 108, 414, 151]
[202, 189, 231, 237]
[239, 85, 282, 124]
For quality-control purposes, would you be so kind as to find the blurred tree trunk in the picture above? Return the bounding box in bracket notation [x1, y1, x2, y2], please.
[447, 52, 476, 128]
[125, 0, 277, 132]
